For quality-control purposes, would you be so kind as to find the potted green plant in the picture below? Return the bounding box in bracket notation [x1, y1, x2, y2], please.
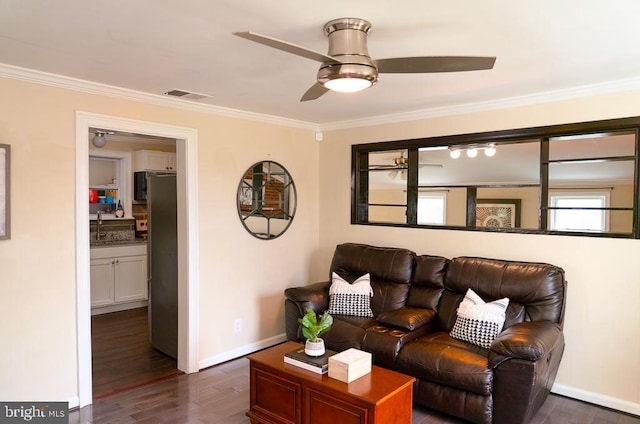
[298, 308, 333, 356]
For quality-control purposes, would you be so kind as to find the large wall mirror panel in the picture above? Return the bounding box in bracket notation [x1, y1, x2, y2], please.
[352, 117, 640, 238]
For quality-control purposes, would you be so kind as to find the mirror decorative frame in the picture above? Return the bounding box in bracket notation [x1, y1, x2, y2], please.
[237, 160, 297, 240]
[352, 116, 640, 239]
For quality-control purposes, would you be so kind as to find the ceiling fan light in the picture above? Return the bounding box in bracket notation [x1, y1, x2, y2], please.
[324, 77, 372, 93]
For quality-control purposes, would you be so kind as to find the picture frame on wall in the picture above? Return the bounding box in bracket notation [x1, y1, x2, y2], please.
[476, 198, 521, 229]
[0, 144, 10, 240]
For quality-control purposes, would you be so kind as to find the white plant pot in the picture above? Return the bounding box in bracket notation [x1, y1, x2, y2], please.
[305, 338, 325, 357]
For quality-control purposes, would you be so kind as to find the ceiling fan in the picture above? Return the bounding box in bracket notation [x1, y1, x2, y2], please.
[370, 152, 442, 180]
[233, 17, 496, 102]
[370, 152, 443, 169]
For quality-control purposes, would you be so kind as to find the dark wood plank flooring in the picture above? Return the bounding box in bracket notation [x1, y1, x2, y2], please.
[91, 307, 181, 400]
[79, 308, 640, 423]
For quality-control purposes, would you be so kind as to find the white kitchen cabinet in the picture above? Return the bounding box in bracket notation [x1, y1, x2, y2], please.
[90, 258, 115, 307]
[90, 245, 148, 314]
[133, 150, 176, 172]
[114, 255, 147, 303]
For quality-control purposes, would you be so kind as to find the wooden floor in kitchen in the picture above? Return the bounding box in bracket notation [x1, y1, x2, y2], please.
[91, 307, 181, 400]
[78, 309, 640, 423]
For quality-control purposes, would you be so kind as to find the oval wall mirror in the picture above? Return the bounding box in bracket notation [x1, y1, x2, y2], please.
[237, 161, 297, 239]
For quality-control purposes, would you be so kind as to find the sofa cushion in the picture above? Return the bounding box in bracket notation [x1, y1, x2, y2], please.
[377, 307, 436, 331]
[330, 243, 415, 316]
[330, 243, 415, 284]
[323, 315, 377, 352]
[440, 256, 567, 330]
[328, 272, 374, 317]
[406, 255, 448, 310]
[396, 332, 493, 396]
[450, 289, 509, 349]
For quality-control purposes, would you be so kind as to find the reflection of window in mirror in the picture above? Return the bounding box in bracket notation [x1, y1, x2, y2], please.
[549, 191, 610, 232]
[547, 131, 635, 235]
[417, 191, 446, 225]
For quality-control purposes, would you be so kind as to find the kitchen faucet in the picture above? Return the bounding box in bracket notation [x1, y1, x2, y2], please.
[96, 210, 105, 241]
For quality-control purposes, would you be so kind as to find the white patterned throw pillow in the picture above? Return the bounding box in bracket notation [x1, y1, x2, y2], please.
[328, 272, 374, 317]
[450, 288, 509, 349]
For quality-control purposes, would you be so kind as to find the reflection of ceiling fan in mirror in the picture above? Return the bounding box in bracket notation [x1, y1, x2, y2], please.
[233, 17, 496, 101]
[371, 152, 443, 181]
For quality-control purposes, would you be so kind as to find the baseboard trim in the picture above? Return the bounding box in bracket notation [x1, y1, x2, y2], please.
[67, 396, 79, 409]
[552, 383, 640, 416]
[91, 300, 148, 316]
[198, 334, 287, 370]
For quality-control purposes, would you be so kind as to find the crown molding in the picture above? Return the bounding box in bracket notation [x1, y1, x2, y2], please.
[0, 63, 320, 132]
[3, 62, 640, 133]
[318, 76, 640, 131]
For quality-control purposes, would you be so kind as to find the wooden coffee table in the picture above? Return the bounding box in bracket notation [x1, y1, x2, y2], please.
[246, 341, 415, 424]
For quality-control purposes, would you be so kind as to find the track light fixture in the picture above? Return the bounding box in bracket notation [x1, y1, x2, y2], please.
[449, 143, 496, 159]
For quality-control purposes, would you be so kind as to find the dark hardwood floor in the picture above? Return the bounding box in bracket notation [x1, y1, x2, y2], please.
[91, 307, 181, 400]
[78, 308, 640, 423]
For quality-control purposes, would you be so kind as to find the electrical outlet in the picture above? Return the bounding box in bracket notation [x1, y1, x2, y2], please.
[233, 319, 242, 333]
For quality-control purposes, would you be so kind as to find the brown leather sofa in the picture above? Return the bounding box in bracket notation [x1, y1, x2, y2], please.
[284, 243, 567, 424]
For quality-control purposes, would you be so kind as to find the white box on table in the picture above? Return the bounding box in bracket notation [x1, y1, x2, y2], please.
[328, 348, 372, 383]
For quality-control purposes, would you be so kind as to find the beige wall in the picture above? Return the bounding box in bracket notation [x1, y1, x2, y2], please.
[319, 90, 640, 414]
[2, 71, 640, 415]
[0, 77, 321, 403]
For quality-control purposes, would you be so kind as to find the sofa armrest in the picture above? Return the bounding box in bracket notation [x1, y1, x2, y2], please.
[284, 281, 331, 310]
[489, 321, 563, 368]
[284, 281, 331, 341]
[376, 307, 436, 332]
[490, 321, 565, 424]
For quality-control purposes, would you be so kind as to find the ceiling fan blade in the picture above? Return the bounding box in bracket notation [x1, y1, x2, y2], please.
[300, 83, 329, 102]
[370, 165, 404, 169]
[376, 56, 496, 73]
[233, 31, 341, 64]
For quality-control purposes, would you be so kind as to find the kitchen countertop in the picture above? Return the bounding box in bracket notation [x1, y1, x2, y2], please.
[89, 215, 136, 221]
[90, 238, 147, 248]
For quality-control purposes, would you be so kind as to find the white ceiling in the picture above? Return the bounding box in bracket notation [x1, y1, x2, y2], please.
[2, 1, 640, 126]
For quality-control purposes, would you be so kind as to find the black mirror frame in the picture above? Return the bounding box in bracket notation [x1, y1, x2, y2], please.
[352, 116, 640, 239]
[237, 160, 297, 240]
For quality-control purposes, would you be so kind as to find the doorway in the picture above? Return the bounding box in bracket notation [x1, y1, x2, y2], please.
[75, 111, 199, 408]
[88, 132, 180, 399]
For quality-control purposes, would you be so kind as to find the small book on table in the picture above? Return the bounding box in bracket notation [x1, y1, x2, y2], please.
[284, 347, 338, 374]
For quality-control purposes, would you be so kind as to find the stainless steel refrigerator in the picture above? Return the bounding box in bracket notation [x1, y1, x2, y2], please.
[147, 172, 178, 359]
